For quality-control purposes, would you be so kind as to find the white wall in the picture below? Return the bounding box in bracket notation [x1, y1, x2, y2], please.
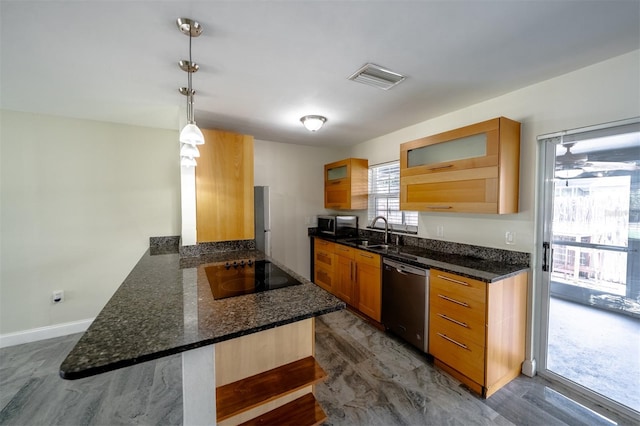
[349, 50, 640, 369]
[350, 50, 640, 254]
[0, 110, 180, 334]
[254, 139, 347, 278]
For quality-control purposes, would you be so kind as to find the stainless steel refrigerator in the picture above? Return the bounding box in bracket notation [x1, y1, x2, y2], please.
[254, 186, 271, 256]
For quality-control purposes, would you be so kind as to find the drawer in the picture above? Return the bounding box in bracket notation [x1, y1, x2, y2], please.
[354, 249, 380, 267]
[430, 288, 486, 325]
[314, 250, 335, 269]
[429, 328, 485, 385]
[314, 239, 335, 251]
[430, 308, 485, 347]
[314, 266, 334, 292]
[334, 244, 355, 259]
[430, 269, 486, 305]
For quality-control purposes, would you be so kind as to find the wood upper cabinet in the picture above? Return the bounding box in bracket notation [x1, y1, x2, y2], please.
[324, 158, 368, 210]
[196, 129, 254, 243]
[428, 268, 528, 398]
[400, 117, 521, 214]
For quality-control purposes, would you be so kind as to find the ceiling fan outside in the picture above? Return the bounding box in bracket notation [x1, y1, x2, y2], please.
[555, 142, 638, 178]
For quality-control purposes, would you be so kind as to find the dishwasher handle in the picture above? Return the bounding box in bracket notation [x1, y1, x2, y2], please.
[383, 258, 427, 277]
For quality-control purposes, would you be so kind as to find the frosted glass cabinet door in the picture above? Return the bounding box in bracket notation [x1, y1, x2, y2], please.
[327, 165, 348, 181]
[399, 117, 521, 214]
[407, 133, 487, 168]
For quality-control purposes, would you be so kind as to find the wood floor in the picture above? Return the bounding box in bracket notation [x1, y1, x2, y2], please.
[0, 309, 635, 425]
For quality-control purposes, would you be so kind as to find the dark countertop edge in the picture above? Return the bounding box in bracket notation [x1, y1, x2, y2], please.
[313, 236, 530, 282]
[59, 303, 344, 380]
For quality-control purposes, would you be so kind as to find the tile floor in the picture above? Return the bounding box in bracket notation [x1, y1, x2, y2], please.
[0, 308, 636, 425]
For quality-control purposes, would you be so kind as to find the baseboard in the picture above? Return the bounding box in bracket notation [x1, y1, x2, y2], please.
[522, 358, 537, 377]
[0, 318, 94, 348]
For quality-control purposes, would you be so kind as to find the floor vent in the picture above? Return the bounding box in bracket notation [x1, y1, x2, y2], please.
[348, 63, 406, 90]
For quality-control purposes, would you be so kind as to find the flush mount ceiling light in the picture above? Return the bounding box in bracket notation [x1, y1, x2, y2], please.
[177, 17, 204, 167]
[348, 63, 406, 90]
[300, 115, 327, 132]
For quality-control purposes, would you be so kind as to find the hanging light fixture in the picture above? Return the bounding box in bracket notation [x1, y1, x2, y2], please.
[300, 115, 327, 132]
[177, 17, 204, 167]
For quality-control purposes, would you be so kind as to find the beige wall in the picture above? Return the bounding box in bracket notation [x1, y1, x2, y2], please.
[0, 111, 180, 334]
[254, 139, 347, 278]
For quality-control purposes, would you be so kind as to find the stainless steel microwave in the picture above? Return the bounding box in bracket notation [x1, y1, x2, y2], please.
[317, 215, 358, 237]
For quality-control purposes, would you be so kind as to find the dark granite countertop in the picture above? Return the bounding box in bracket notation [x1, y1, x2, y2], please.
[60, 249, 345, 380]
[316, 236, 529, 282]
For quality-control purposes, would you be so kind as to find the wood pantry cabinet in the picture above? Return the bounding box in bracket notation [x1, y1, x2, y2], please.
[428, 269, 528, 398]
[400, 117, 521, 214]
[313, 239, 336, 293]
[324, 158, 368, 210]
[196, 129, 254, 243]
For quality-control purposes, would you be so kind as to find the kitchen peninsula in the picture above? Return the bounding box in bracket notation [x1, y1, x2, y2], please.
[60, 240, 345, 425]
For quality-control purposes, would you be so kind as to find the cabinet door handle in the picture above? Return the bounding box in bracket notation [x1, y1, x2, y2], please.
[437, 333, 468, 350]
[350, 261, 354, 282]
[331, 181, 341, 185]
[438, 313, 468, 328]
[428, 164, 453, 171]
[438, 294, 469, 307]
[354, 263, 358, 282]
[437, 275, 469, 286]
[427, 206, 452, 210]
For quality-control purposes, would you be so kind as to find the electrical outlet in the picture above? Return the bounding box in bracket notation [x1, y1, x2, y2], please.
[436, 225, 444, 238]
[52, 290, 64, 304]
[505, 231, 516, 245]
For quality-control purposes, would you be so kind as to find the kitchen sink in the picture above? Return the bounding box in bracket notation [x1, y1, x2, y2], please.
[366, 244, 390, 250]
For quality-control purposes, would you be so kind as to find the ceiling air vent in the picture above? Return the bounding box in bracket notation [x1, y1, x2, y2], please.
[348, 63, 406, 90]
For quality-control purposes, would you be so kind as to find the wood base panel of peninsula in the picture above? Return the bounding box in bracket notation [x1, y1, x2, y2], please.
[215, 318, 327, 425]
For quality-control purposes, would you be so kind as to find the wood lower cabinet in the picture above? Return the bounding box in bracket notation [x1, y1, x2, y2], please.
[196, 129, 254, 242]
[355, 252, 382, 322]
[313, 239, 382, 322]
[428, 269, 528, 397]
[313, 239, 336, 293]
[334, 244, 355, 305]
[335, 246, 381, 322]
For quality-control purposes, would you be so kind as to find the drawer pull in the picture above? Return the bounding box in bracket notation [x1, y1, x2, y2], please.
[428, 164, 453, 171]
[438, 313, 468, 328]
[359, 254, 374, 259]
[337, 247, 349, 252]
[437, 275, 469, 286]
[438, 294, 469, 307]
[437, 333, 468, 350]
[331, 181, 342, 185]
[428, 206, 452, 210]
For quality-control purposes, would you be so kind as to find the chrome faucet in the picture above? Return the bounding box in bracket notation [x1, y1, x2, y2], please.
[370, 216, 389, 245]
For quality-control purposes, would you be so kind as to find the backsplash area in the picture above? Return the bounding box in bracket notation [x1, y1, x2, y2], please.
[308, 228, 530, 266]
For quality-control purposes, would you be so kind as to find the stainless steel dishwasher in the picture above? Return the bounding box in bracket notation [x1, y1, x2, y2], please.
[382, 258, 429, 352]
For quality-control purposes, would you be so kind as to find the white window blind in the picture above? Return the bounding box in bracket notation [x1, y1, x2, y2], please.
[368, 161, 418, 233]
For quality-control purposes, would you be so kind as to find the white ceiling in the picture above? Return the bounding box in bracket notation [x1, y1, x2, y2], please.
[1, 1, 639, 147]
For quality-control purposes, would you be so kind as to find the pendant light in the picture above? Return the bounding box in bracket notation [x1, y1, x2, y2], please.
[177, 18, 204, 167]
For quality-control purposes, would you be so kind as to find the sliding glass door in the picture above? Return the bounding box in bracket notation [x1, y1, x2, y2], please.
[539, 118, 640, 416]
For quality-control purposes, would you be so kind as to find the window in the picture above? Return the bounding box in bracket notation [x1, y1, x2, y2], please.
[368, 161, 418, 233]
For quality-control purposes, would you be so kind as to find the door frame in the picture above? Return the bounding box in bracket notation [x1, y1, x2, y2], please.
[535, 117, 640, 421]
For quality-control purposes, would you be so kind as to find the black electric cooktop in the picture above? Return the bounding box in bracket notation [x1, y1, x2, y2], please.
[205, 259, 303, 300]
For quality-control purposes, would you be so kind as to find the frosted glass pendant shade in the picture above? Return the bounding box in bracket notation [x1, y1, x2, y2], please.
[180, 143, 200, 158]
[180, 123, 205, 145]
[181, 156, 197, 167]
